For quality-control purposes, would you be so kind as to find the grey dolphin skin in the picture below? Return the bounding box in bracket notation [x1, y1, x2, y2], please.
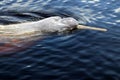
[0, 16, 107, 55]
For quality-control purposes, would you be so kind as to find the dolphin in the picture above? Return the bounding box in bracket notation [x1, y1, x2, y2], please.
[0, 16, 107, 56]
[0, 16, 79, 55]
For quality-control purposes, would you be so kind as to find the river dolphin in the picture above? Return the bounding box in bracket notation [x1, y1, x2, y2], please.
[0, 16, 79, 55]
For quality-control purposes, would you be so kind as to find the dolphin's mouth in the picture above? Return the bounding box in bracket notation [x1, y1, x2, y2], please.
[56, 25, 78, 35]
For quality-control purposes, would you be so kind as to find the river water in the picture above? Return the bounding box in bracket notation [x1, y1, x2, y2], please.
[0, 0, 120, 80]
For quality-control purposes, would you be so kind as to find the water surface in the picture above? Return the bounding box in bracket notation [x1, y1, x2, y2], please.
[0, 0, 120, 80]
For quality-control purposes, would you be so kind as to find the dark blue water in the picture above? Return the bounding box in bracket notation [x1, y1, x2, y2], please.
[0, 0, 120, 80]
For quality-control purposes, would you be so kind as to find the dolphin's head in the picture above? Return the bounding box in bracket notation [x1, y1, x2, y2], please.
[58, 17, 79, 33]
[60, 17, 79, 28]
[39, 16, 79, 34]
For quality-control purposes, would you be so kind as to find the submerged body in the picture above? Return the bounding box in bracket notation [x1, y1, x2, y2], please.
[0, 16, 79, 55]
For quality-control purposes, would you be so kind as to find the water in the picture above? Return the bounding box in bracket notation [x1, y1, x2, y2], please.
[0, 0, 120, 80]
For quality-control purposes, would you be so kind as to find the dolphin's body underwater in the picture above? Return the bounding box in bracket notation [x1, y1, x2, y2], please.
[0, 16, 79, 55]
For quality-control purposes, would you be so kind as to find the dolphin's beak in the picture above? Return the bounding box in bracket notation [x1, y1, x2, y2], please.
[76, 25, 107, 32]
